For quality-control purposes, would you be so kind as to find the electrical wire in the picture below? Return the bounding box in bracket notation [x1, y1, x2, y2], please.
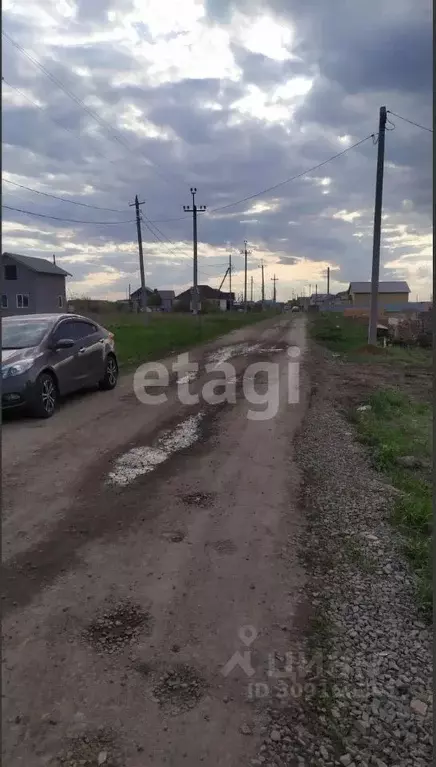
[387, 110, 433, 134]
[2, 204, 134, 225]
[141, 214, 211, 267]
[2, 31, 185, 189]
[2, 77, 120, 167]
[3, 78, 188, 223]
[3, 179, 125, 213]
[2, 33, 134, 150]
[141, 216, 191, 262]
[3, 174, 186, 223]
[208, 134, 376, 214]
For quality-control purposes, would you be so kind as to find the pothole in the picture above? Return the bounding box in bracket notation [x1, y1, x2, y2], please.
[55, 728, 121, 766]
[151, 663, 207, 714]
[83, 601, 153, 654]
[135, 661, 152, 677]
[181, 492, 215, 507]
[162, 530, 185, 543]
[206, 539, 238, 555]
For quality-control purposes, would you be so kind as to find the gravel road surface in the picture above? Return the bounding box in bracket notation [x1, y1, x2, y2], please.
[3, 315, 309, 766]
[3, 316, 431, 767]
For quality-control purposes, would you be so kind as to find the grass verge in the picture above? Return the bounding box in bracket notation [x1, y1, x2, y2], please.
[355, 389, 432, 617]
[310, 312, 431, 367]
[100, 311, 278, 369]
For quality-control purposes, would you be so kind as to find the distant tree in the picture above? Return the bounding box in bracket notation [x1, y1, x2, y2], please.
[147, 289, 162, 308]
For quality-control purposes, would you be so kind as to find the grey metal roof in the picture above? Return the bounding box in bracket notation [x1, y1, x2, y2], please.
[349, 281, 410, 294]
[130, 286, 154, 298]
[3, 252, 72, 277]
[158, 290, 175, 299]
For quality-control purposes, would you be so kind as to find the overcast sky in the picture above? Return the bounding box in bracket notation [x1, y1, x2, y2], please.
[2, 0, 432, 302]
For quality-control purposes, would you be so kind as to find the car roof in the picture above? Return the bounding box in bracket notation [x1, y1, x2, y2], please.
[3, 313, 99, 324]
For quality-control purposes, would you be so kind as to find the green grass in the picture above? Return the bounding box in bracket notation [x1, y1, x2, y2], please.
[311, 312, 432, 367]
[355, 389, 432, 616]
[310, 313, 367, 352]
[99, 311, 278, 369]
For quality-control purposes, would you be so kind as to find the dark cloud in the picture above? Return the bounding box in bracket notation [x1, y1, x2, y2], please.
[277, 256, 300, 265]
[2, 0, 432, 300]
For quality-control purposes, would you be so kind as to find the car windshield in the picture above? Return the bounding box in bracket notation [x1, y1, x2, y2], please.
[2, 318, 53, 349]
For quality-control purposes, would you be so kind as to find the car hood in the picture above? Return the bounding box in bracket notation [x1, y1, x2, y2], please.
[2, 347, 35, 364]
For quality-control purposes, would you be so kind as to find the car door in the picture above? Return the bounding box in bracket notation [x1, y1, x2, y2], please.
[73, 320, 107, 386]
[47, 319, 84, 394]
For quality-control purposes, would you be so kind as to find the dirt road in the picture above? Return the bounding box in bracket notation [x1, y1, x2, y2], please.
[3, 315, 309, 767]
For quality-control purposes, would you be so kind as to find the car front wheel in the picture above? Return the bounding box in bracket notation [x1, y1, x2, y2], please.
[99, 354, 118, 390]
[31, 372, 58, 418]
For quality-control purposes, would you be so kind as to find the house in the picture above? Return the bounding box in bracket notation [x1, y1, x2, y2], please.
[129, 285, 154, 310]
[335, 290, 351, 305]
[348, 281, 410, 309]
[2, 252, 71, 316]
[130, 287, 175, 312]
[175, 285, 235, 312]
[158, 290, 175, 312]
[309, 293, 335, 308]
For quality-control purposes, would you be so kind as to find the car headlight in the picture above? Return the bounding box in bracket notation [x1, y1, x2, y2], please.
[2, 359, 35, 378]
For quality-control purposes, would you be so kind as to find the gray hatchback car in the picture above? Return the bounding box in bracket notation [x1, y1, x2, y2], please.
[2, 313, 119, 418]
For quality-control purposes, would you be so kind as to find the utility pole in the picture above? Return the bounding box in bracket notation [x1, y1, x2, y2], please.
[315, 284, 318, 297]
[240, 240, 251, 312]
[129, 195, 147, 315]
[183, 187, 206, 315]
[327, 266, 330, 295]
[271, 275, 278, 303]
[261, 261, 265, 304]
[368, 106, 387, 344]
[250, 275, 254, 302]
[229, 253, 232, 309]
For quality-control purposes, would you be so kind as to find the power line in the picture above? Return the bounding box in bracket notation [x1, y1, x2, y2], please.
[208, 134, 375, 214]
[387, 110, 433, 134]
[2, 204, 134, 225]
[3, 176, 188, 224]
[2, 77, 119, 167]
[141, 215, 191, 261]
[2, 31, 183, 189]
[3, 179, 125, 213]
[148, 216, 187, 223]
[2, 32, 135, 151]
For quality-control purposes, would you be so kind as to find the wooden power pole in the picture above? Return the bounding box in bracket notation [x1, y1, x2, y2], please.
[129, 195, 147, 316]
[368, 106, 387, 345]
[183, 187, 206, 315]
[261, 261, 265, 304]
[240, 240, 251, 312]
[229, 254, 232, 308]
[271, 275, 278, 303]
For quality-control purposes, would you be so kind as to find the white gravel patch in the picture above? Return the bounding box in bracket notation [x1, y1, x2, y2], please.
[253, 360, 432, 767]
[207, 343, 261, 367]
[107, 413, 204, 487]
[177, 371, 197, 384]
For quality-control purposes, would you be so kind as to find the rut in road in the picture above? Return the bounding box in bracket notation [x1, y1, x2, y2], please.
[3, 316, 309, 767]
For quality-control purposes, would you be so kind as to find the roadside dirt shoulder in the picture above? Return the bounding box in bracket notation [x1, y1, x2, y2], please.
[254, 345, 433, 767]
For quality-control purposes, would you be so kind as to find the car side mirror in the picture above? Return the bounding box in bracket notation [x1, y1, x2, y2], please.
[54, 338, 75, 350]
